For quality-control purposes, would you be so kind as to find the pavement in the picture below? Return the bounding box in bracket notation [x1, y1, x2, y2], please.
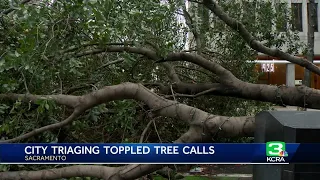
[179, 165, 253, 179]
[273, 106, 320, 111]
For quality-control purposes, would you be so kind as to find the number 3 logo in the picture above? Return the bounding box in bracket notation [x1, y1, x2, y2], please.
[266, 141, 285, 156]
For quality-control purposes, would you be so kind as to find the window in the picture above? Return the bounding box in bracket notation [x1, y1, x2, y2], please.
[307, 3, 318, 32]
[291, 3, 303, 31]
[275, 3, 288, 31]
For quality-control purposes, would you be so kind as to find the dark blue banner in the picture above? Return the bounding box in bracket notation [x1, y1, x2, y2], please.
[0, 142, 315, 164]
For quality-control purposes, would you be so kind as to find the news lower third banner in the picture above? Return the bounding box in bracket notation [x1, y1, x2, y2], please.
[0, 142, 316, 164]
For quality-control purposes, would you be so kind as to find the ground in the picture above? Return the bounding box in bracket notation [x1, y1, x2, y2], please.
[274, 106, 320, 111]
[163, 165, 253, 180]
[178, 165, 252, 174]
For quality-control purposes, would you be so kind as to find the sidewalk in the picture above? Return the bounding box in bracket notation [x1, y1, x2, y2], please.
[273, 106, 320, 111]
[180, 165, 252, 180]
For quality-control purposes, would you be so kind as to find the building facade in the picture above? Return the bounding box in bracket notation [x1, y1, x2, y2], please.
[183, 0, 320, 88]
[255, 0, 320, 88]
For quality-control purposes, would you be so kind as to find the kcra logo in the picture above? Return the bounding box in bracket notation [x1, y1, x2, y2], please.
[266, 141, 288, 163]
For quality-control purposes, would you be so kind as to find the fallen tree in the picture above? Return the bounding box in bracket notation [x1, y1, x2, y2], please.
[0, 0, 319, 179]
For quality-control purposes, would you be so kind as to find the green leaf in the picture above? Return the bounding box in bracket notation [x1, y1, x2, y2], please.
[45, 103, 49, 110]
[14, 51, 21, 57]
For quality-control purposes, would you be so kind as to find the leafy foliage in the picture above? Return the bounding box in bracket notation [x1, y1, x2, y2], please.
[0, 0, 305, 174]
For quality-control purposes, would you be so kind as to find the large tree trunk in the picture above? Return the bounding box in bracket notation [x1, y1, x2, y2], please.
[304, 0, 316, 87]
[0, 83, 254, 179]
[2, 1, 320, 179]
[300, 0, 316, 111]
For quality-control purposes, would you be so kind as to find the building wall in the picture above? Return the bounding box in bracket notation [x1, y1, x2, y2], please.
[184, 0, 320, 88]
[283, 0, 320, 55]
[288, 0, 320, 54]
[255, 63, 320, 89]
[185, 0, 320, 54]
[256, 0, 320, 88]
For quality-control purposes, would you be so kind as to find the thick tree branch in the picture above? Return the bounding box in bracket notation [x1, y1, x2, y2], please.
[76, 83, 253, 138]
[0, 119, 250, 179]
[74, 45, 181, 83]
[0, 93, 78, 108]
[202, 0, 320, 76]
[0, 128, 207, 180]
[51, 42, 134, 58]
[0, 82, 254, 143]
[0, 165, 118, 179]
[182, 6, 202, 52]
[0, 163, 169, 180]
[163, 53, 237, 85]
[159, 53, 320, 109]
[0, 81, 254, 179]
[304, 0, 316, 87]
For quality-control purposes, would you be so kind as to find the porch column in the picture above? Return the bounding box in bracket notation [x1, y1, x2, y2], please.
[286, 63, 295, 87]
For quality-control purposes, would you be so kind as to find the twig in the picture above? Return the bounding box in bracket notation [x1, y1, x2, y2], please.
[139, 120, 153, 143]
[153, 119, 162, 143]
[98, 59, 124, 70]
[170, 85, 176, 101]
[175, 65, 211, 76]
[89, 84, 98, 91]
[57, 73, 63, 94]
[176, 73, 198, 82]
[42, 23, 56, 57]
[21, 71, 30, 94]
[165, 87, 217, 98]
[212, 117, 231, 140]
[0, 51, 7, 59]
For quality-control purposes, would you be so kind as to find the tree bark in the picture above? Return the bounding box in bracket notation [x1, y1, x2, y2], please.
[304, 0, 316, 88]
[158, 53, 320, 109]
[0, 83, 254, 179]
[0, 83, 254, 143]
[2, 1, 320, 179]
[299, 0, 316, 111]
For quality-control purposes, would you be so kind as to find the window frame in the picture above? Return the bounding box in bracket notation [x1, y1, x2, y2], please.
[291, 2, 303, 32]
